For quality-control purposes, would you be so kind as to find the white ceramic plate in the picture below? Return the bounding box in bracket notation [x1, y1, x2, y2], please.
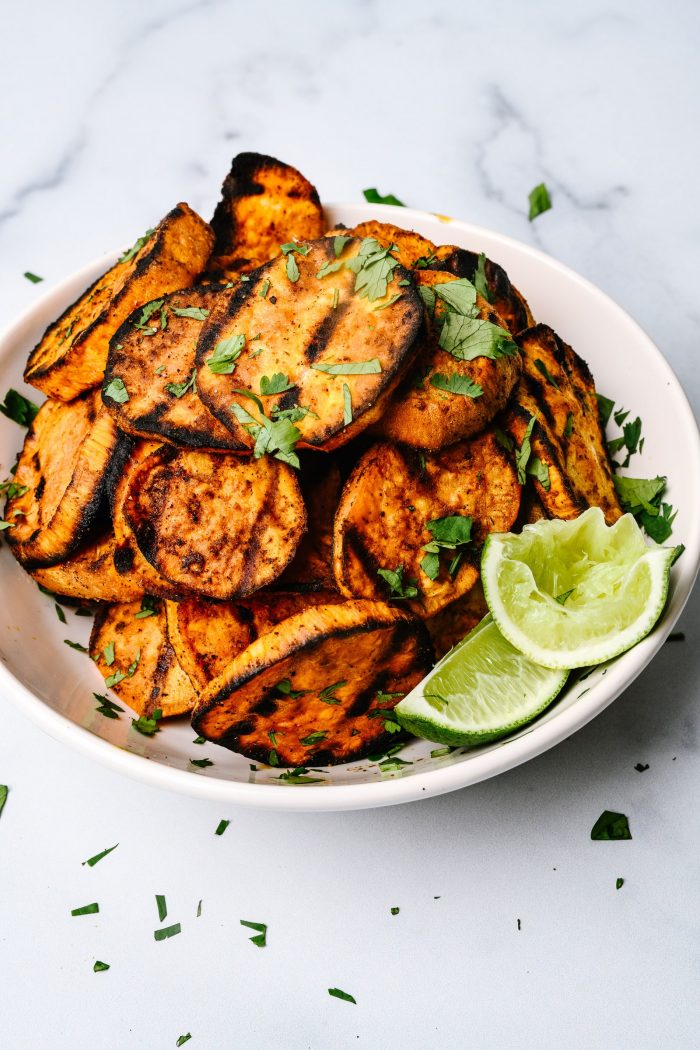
[1, 203, 699, 811]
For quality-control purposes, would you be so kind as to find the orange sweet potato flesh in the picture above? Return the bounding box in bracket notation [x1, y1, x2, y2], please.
[31, 530, 145, 602]
[192, 600, 434, 766]
[90, 600, 195, 718]
[24, 204, 214, 401]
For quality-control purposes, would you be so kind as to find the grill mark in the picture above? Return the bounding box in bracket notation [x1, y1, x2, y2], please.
[344, 525, 382, 588]
[303, 305, 347, 363]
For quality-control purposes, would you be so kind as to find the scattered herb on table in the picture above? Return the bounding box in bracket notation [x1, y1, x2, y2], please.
[24, 271, 43, 283]
[156, 895, 168, 922]
[83, 844, 118, 868]
[93, 960, 110, 972]
[54, 603, 67, 624]
[634, 763, 649, 773]
[154, 923, 181, 941]
[0, 785, 7, 819]
[528, 183, 552, 221]
[71, 903, 99, 916]
[390, 906, 400, 916]
[616, 877, 624, 890]
[0, 389, 39, 426]
[591, 810, 631, 840]
[328, 987, 357, 1004]
[64, 639, 88, 653]
[176, 1036, 192, 1047]
[215, 819, 230, 836]
[131, 707, 162, 736]
[190, 758, 214, 769]
[240, 919, 267, 948]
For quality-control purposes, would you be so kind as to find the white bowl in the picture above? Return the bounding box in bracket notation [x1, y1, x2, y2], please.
[1, 202, 699, 811]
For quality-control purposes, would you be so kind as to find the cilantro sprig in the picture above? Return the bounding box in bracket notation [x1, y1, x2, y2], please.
[230, 390, 302, 468]
[420, 514, 473, 581]
[377, 564, 418, 600]
[0, 389, 39, 427]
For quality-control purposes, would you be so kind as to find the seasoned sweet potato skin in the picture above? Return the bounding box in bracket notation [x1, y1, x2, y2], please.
[6, 390, 130, 569]
[192, 600, 434, 766]
[24, 204, 214, 401]
[123, 446, 306, 600]
[91, 601, 195, 718]
[208, 152, 325, 278]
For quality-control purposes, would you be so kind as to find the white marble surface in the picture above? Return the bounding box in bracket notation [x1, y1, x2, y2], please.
[1, 2, 699, 1047]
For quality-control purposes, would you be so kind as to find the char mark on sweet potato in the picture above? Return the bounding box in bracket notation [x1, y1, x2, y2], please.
[31, 529, 145, 602]
[426, 246, 535, 334]
[192, 600, 433, 766]
[208, 152, 325, 279]
[24, 204, 214, 401]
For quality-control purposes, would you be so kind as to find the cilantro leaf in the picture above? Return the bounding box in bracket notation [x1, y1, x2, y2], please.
[473, 253, 492, 302]
[165, 370, 196, 398]
[156, 895, 168, 922]
[426, 515, 473, 547]
[131, 707, 162, 736]
[596, 393, 615, 427]
[275, 679, 308, 699]
[430, 373, 483, 398]
[377, 564, 418, 600]
[103, 378, 129, 404]
[373, 292, 402, 311]
[215, 819, 230, 836]
[514, 416, 537, 485]
[134, 595, 159, 619]
[440, 313, 517, 362]
[564, 411, 574, 438]
[286, 253, 300, 282]
[528, 183, 552, 221]
[133, 299, 165, 334]
[311, 358, 382, 375]
[319, 680, 347, 704]
[591, 810, 631, 840]
[176, 1035, 192, 1046]
[0, 785, 8, 820]
[170, 306, 209, 320]
[190, 758, 214, 769]
[346, 238, 400, 301]
[260, 373, 294, 396]
[277, 767, 325, 784]
[418, 284, 436, 315]
[526, 455, 550, 491]
[230, 393, 302, 468]
[154, 923, 181, 941]
[24, 271, 43, 283]
[64, 639, 88, 653]
[363, 187, 404, 207]
[0, 389, 40, 426]
[534, 358, 560, 389]
[207, 334, 246, 374]
[93, 960, 110, 972]
[300, 731, 327, 747]
[342, 383, 352, 426]
[83, 843, 118, 868]
[119, 228, 154, 263]
[328, 986, 357, 1004]
[333, 235, 352, 257]
[71, 903, 99, 916]
[240, 919, 267, 948]
[434, 279, 477, 315]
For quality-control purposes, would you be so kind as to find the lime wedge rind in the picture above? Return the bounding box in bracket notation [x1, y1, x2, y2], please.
[481, 508, 677, 671]
[396, 615, 568, 747]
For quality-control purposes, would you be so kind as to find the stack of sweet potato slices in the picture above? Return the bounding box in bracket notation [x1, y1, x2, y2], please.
[4, 151, 622, 767]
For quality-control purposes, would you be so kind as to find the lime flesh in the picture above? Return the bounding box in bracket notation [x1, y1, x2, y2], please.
[395, 615, 568, 746]
[481, 507, 677, 670]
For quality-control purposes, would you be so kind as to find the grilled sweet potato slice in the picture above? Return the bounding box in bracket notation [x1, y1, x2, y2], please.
[504, 325, 622, 523]
[110, 439, 182, 599]
[377, 270, 522, 450]
[276, 456, 342, 589]
[333, 431, 520, 618]
[123, 446, 306, 600]
[32, 530, 145, 602]
[103, 286, 243, 450]
[427, 246, 535, 334]
[90, 601, 195, 718]
[192, 600, 434, 766]
[328, 220, 437, 270]
[208, 152, 324, 279]
[6, 391, 128, 568]
[24, 205, 214, 401]
[166, 588, 342, 691]
[425, 582, 489, 661]
[196, 237, 424, 452]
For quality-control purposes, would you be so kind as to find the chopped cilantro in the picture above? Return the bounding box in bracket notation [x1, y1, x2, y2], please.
[373, 292, 402, 311]
[103, 378, 129, 404]
[176, 1035, 192, 1046]
[378, 756, 413, 772]
[24, 271, 43, 283]
[430, 373, 483, 398]
[332, 287, 340, 310]
[119, 228, 154, 263]
[418, 284, 436, 315]
[240, 919, 267, 948]
[165, 370, 197, 399]
[190, 758, 214, 769]
[259, 279, 271, 298]
[133, 299, 165, 334]
[260, 373, 294, 396]
[596, 393, 615, 427]
[363, 187, 405, 207]
[83, 844, 118, 868]
[613, 475, 677, 541]
[215, 819, 230, 836]
[328, 987, 357, 1004]
[64, 639, 88, 653]
[534, 358, 560, 389]
[527, 455, 551, 491]
[590, 810, 631, 840]
[421, 515, 473, 581]
[345, 237, 400, 301]
[634, 763, 649, 772]
[377, 564, 418, 600]
[311, 358, 382, 375]
[555, 588, 575, 605]
[616, 877, 624, 890]
[391, 906, 400, 915]
[319, 680, 347, 704]
[230, 393, 302, 469]
[276, 767, 325, 784]
[286, 254, 300, 282]
[207, 334, 246, 374]
[268, 750, 280, 767]
[54, 603, 67, 624]
[134, 595, 159, 619]
[528, 183, 552, 221]
[564, 411, 574, 438]
[71, 903, 99, 916]
[473, 253, 492, 302]
[334, 235, 352, 257]
[103, 642, 115, 666]
[0, 389, 39, 427]
[93, 960, 110, 972]
[430, 746, 454, 758]
[93, 693, 123, 719]
[0, 785, 8, 819]
[171, 306, 209, 320]
[156, 895, 168, 922]
[131, 707, 161, 736]
[300, 731, 327, 747]
[275, 679, 308, 699]
[514, 416, 536, 485]
[341, 382, 353, 426]
[154, 923, 181, 941]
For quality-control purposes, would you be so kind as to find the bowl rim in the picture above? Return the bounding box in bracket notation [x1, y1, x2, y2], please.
[1, 200, 699, 812]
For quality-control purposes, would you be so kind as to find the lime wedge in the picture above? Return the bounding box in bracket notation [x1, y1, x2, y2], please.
[481, 507, 677, 670]
[395, 615, 568, 746]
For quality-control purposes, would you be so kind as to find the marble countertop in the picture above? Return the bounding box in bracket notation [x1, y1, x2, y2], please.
[1, 2, 699, 1048]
